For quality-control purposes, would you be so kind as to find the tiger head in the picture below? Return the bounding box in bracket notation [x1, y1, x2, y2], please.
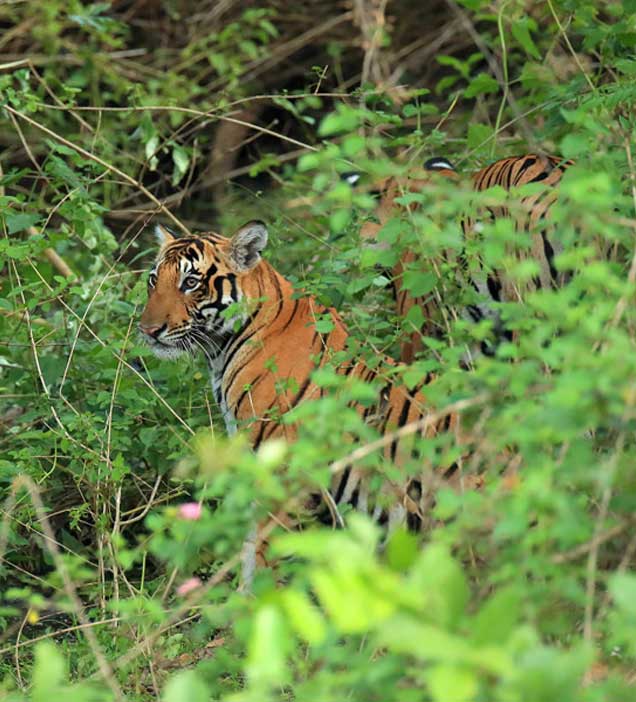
[138, 220, 268, 360]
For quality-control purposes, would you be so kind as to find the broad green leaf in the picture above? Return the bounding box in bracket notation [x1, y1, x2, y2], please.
[427, 664, 478, 702]
[280, 589, 327, 645]
[464, 72, 499, 98]
[247, 604, 289, 688]
[172, 145, 190, 185]
[163, 670, 209, 702]
[471, 587, 521, 645]
[408, 543, 469, 628]
[311, 566, 395, 633]
[467, 122, 494, 151]
[386, 527, 418, 571]
[32, 642, 65, 702]
[511, 19, 540, 59]
[377, 615, 469, 662]
[4, 212, 40, 235]
[401, 270, 437, 297]
[609, 572, 636, 615]
[329, 208, 351, 232]
[560, 132, 591, 159]
[342, 134, 365, 156]
[319, 106, 360, 136]
[145, 134, 159, 160]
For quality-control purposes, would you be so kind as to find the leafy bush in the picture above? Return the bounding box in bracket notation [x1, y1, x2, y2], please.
[2, 0, 636, 700]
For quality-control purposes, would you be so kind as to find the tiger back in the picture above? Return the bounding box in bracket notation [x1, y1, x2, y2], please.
[361, 153, 574, 361]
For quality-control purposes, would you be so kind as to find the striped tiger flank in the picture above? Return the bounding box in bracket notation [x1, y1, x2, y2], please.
[139, 221, 457, 531]
[361, 153, 574, 362]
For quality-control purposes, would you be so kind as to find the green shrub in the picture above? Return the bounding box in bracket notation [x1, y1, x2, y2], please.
[1, 0, 636, 700]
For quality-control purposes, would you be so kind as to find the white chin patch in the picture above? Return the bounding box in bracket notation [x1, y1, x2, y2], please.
[148, 343, 186, 360]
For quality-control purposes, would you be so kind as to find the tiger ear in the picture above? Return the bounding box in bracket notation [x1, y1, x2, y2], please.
[228, 221, 268, 272]
[154, 223, 176, 247]
[424, 157, 457, 173]
[341, 171, 361, 185]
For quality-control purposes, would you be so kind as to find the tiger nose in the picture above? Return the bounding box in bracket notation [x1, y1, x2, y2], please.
[139, 322, 166, 338]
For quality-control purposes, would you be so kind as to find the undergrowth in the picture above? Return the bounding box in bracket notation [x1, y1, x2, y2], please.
[1, 1, 636, 700]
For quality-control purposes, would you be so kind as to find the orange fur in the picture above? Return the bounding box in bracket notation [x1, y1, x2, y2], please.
[140, 222, 455, 529]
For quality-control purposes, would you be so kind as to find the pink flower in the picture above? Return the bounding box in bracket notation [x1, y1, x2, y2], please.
[176, 577, 202, 596]
[178, 502, 202, 521]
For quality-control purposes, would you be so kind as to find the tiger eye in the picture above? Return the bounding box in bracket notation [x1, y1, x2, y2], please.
[182, 276, 199, 291]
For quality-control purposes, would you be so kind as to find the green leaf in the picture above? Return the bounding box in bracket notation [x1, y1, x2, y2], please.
[377, 615, 469, 662]
[616, 58, 636, 75]
[312, 567, 395, 633]
[609, 573, 636, 656]
[427, 664, 478, 702]
[342, 134, 365, 157]
[247, 604, 289, 688]
[297, 153, 321, 171]
[32, 642, 65, 702]
[609, 573, 636, 615]
[560, 133, 590, 159]
[172, 145, 189, 176]
[401, 270, 437, 297]
[386, 528, 418, 571]
[511, 18, 540, 59]
[319, 105, 360, 136]
[4, 212, 40, 235]
[280, 589, 327, 645]
[145, 134, 159, 160]
[437, 55, 471, 79]
[314, 315, 335, 333]
[464, 72, 499, 98]
[329, 208, 351, 233]
[467, 123, 494, 151]
[163, 670, 209, 702]
[408, 543, 469, 628]
[471, 587, 521, 645]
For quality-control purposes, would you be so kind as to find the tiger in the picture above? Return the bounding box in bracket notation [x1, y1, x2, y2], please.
[139, 220, 463, 533]
[359, 153, 574, 362]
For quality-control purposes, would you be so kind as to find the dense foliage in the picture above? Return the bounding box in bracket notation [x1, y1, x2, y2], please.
[2, 0, 636, 699]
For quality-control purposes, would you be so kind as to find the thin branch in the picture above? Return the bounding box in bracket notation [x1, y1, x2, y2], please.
[2, 104, 192, 236]
[2, 476, 124, 700]
[0, 617, 121, 657]
[329, 394, 488, 475]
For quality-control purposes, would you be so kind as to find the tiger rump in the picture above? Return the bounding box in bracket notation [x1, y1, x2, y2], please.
[139, 221, 455, 528]
[362, 153, 574, 361]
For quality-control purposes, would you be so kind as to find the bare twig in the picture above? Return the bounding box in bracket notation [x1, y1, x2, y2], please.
[0, 617, 121, 657]
[119, 474, 162, 527]
[444, 0, 537, 150]
[552, 516, 635, 564]
[1, 476, 124, 700]
[545, 0, 596, 92]
[2, 104, 192, 237]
